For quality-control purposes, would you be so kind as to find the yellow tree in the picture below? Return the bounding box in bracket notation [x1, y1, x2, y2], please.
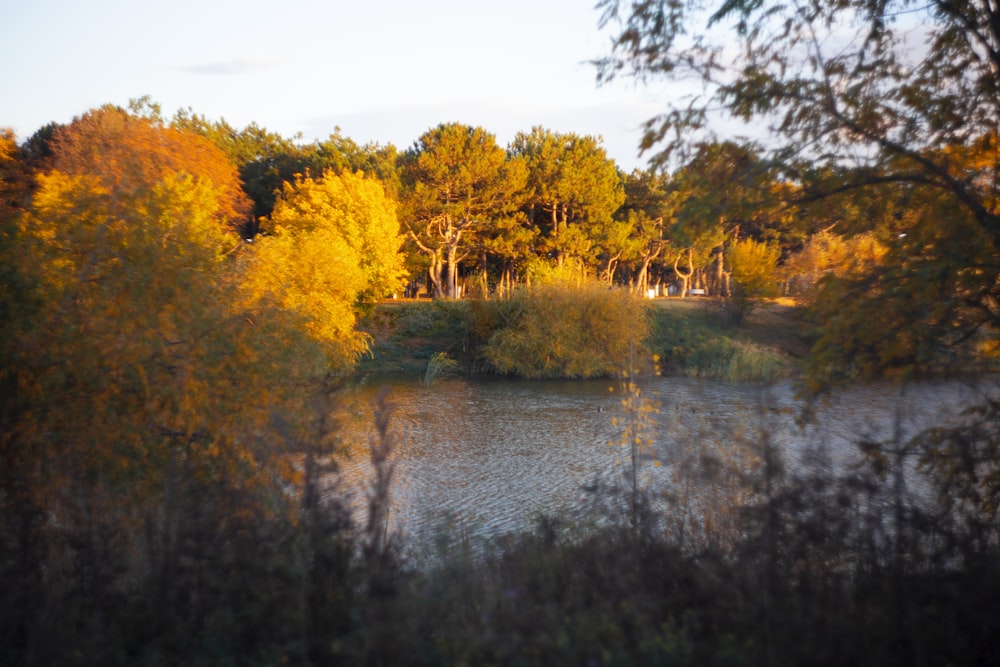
[269, 169, 406, 302]
[24, 165, 331, 491]
[9, 165, 328, 635]
[722, 237, 781, 324]
[1, 104, 382, 661]
[782, 231, 887, 299]
[236, 224, 369, 374]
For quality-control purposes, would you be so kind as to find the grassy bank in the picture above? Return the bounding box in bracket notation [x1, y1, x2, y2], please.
[357, 296, 812, 383]
[646, 297, 811, 382]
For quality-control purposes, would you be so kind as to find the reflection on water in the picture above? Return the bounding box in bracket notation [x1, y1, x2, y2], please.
[330, 375, 995, 550]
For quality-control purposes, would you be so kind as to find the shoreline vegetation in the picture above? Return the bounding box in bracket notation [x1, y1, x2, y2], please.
[358, 294, 814, 384]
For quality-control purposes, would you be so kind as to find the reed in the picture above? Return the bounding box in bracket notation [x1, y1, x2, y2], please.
[422, 351, 457, 386]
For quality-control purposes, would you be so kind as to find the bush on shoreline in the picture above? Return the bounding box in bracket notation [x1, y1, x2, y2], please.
[358, 294, 801, 383]
[482, 282, 650, 379]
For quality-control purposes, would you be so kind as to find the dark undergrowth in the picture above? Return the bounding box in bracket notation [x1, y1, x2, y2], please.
[3, 388, 999, 666]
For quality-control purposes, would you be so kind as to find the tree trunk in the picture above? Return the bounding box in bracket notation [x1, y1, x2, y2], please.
[674, 248, 694, 297]
[445, 244, 459, 299]
[603, 252, 622, 287]
[635, 257, 652, 296]
[553, 203, 564, 268]
[715, 248, 728, 297]
[635, 241, 665, 296]
[428, 253, 444, 298]
[498, 264, 510, 299]
[478, 249, 489, 297]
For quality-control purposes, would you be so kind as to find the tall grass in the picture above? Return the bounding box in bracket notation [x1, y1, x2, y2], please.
[724, 340, 786, 382]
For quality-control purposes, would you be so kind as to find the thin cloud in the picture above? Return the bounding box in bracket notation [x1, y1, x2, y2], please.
[179, 57, 277, 76]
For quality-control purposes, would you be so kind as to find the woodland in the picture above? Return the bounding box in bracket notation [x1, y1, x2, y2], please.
[2, 0, 1000, 664]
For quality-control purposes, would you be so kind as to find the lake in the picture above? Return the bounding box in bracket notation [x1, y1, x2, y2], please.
[329, 375, 995, 554]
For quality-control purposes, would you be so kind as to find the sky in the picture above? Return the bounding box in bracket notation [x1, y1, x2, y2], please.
[1, 0, 669, 172]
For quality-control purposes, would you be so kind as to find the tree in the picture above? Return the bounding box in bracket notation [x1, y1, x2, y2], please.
[596, 0, 1000, 212]
[669, 142, 782, 296]
[2, 158, 332, 655]
[18, 164, 326, 487]
[782, 230, 887, 299]
[239, 203, 371, 373]
[175, 107, 403, 233]
[723, 237, 781, 324]
[664, 151, 731, 297]
[269, 170, 407, 302]
[172, 111, 311, 235]
[804, 179, 999, 388]
[0, 129, 30, 214]
[477, 211, 538, 297]
[618, 169, 678, 294]
[400, 123, 527, 299]
[48, 104, 250, 229]
[594, 210, 641, 288]
[510, 127, 625, 270]
[596, 0, 1000, 380]
[314, 131, 401, 199]
[0, 108, 379, 662]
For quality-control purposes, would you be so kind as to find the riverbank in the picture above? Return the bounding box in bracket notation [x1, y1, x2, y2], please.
[356, 296, 813, 382]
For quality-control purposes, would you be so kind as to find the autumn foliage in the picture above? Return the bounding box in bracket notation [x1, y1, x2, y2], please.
[0, 107, 394, 663]
[482, 279, 650, 379]
[0, 79, 998, 662]
[46, 105, 250, 228]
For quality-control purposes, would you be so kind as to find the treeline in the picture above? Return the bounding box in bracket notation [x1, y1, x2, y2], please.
[9, 99, 930, 306]
[10, 99, 997, 387]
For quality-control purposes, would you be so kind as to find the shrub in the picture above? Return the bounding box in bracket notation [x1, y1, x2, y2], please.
[483, 281, 650, 379]
[723, 237, 781, 325]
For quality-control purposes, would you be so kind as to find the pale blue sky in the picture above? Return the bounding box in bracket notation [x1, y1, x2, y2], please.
[1, 0, 667, 171]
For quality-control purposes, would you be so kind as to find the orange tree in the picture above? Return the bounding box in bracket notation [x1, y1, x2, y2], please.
[45, 104, 250, 228]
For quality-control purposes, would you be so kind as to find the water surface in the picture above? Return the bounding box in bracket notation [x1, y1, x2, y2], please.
[331, 375, 995, 549]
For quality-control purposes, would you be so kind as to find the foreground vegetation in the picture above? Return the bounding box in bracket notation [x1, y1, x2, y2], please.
[5, 0, 1000, 661]
[3, 382, 998, 666]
